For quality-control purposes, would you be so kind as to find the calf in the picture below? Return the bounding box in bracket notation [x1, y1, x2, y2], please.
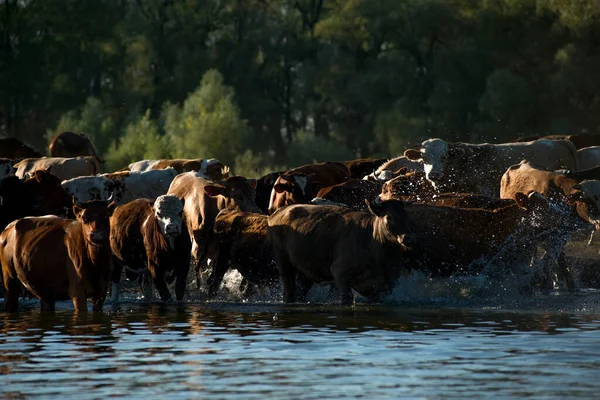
[1, 197, 116, 312]
[379, 171, 436, 201]
[207, 209, 278, 297]
[267, 200, 414, 304]
[363, 156, 424, 182]
[268, 161, 351, 214]
[128, 158, 229, 180]
[167, 173, 261, 288]
[109, 195, 187, 302]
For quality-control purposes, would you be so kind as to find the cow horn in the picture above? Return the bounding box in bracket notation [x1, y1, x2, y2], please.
[106, 193, 114, 203]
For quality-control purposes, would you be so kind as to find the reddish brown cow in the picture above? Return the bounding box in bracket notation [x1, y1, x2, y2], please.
[400, 192, 583, 290]
[167, 173, 261, 288]
[109, 195, 187, 302]
[341, 158, 387, 179]
[267, 199, 414, 304]
[207, 210, 278, 297]
[379, 171, 436, 201]
[315, 179, 383, 210]
[0, 138, 43, 159]
[268, 162, 351, 214]
[0, 170, 72, 230]
[49, 132, 101, 161]
[0, 198, 116, 312]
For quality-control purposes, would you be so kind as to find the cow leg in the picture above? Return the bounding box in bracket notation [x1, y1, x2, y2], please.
[274, 252, 297, 303]
[71, 295, 87, 313]
[331, 262, 353, 306]
[4, 278, 22, 312]
[556, 251, 576, 292]
[588, 230, 595, 246]
[40, 297, 56, 312]
[147, 259, 171, 302]
[206, 250, 231, 298]
[110, 256, 124, 303]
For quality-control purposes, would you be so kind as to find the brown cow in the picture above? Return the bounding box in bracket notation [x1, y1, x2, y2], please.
[400, 192, 583, 291]
[268, 161, 351, 214]
[167, 173, 261, 288]
[109, 195, 187, 302]
[128, 158, 229, 180]
[363, 156, 424, 182]
[1, 197, 116, 312]
[379, 171, 436, 201]
[267, 199, 414, 304]
[207, 210, 278, 297]
[315, 179, 383, 210]
[0, 138, 43, 159]
[49, 132, 101, 161]
[341, 158, 387, 180]
[0, 170, 72, 230]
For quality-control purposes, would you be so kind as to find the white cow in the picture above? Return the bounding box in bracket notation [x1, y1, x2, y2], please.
[15, 156, 100, 181]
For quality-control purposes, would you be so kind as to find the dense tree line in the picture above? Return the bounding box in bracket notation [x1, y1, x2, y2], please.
[2, 0, 600, 175]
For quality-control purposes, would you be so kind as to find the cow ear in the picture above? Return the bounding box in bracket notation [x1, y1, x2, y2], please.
[204, 184, 227, 197]
[404, 149, 421, 160]
[273, 183, 288, 194]
[33, 170, 46, 183]
[366, 198, 384, 216]
[514, 192, 529, 209]
[248, 179, 257, 190]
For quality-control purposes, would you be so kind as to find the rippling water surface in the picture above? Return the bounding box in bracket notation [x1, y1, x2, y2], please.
[2, 286, 600, 399]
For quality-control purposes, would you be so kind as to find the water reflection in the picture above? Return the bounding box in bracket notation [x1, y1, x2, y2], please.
[1, 303, 600, 398]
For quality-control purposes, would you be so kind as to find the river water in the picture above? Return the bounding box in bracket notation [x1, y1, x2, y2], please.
[2, 274, 600, 400]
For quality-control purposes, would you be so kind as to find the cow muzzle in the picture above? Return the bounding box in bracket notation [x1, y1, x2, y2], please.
[89, 231, 106, 243]
[165, 223, 180, 235]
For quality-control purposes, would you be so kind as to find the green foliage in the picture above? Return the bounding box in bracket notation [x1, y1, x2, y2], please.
[104, 110, 171, 172]
[167, 70, 249, 165]
[285, 130, 356, 168]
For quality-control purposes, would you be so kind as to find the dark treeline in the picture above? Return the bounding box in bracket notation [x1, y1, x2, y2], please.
[1, 0, 600, 175]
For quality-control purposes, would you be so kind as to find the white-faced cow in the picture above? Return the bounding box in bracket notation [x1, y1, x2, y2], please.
[109, 195, 187, 302]
[404, 138, 579, 196]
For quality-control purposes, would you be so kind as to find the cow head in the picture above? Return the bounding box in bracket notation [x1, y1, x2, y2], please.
[380, 171, 432, 201]
[202, 159, 230, 181]
[366, 198, 415, 250]
[566, 180, 600, 229]
[268, 173, 321, 214]
[154, 195, 184, 248]
[405, 139, 468, 189]
[73, 195, 117, 244]
[205, 176, 261, 213]
[24, 170, 72, 217]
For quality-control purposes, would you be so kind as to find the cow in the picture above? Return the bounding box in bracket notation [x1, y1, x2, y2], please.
[363, 156, 424, 182]
[268, 161, 351, 214]
[167, 173, 261, 288]
[255, 171, 284, 214]
[315, 179, 382, 211]
[61, 168, 178, 204]
[49, 132, 101, 161]
[577, 146, 600, 171]
[512, 134, 600, 149]
[14, 156, 100, 181]
[267, 199, 414, 305]
[379, 171, 436, 201]
[0, 138, 43, 159]
[0, 170, 72, 231]
[404, 138, 579, 196]
[0, 197, 116, 312]
[128, 158, 229, 180]
[109, 195, 188, 302]
[207, 210, 278, 297]
[399, 192, 584, 291]
[342, 158, 387, 180]
[0, 158, 15, 181]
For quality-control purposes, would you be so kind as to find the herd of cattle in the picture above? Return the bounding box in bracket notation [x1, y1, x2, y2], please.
[2, 131, 600, 311]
